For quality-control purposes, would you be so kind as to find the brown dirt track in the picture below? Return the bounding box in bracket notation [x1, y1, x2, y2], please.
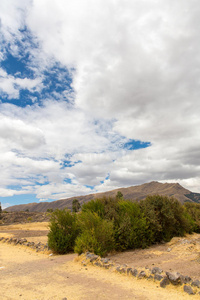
[0, 222, 200, 299]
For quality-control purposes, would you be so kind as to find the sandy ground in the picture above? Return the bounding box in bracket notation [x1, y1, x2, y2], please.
[1, 242, 199, 300]
[0, 222, 200, 299]
[0, 222, 49, 244]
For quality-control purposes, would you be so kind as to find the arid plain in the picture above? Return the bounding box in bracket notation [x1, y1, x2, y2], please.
[0, 221, 200, 299]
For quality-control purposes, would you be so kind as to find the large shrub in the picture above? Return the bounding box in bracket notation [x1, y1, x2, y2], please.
[184, 202, 200, 232]
[74, 211, 115, 257]
[115, 201, 150, 250]
[140, 195, 189, 242]
[48, 209, 79, 254]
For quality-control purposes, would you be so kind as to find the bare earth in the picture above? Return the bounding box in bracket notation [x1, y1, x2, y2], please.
[0, 222, 200, 300]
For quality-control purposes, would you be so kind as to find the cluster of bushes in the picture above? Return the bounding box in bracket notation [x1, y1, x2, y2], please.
[48, 195, 200, 256]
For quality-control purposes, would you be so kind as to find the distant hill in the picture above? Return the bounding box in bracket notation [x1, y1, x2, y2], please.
[5, 181, 200, 212]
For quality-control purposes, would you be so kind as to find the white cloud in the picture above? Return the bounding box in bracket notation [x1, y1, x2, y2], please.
[0, 68, 43, 99]
[1, 0, 200, 205]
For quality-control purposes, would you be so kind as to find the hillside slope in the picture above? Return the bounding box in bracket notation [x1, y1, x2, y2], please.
[5, 181, 200, 212]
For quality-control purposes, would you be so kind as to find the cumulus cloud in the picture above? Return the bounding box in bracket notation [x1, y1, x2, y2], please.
[0, 69, 43, 99]
[1, 0, 200, 208]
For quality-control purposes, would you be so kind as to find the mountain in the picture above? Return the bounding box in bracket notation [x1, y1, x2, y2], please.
[5, 181, 200, 212]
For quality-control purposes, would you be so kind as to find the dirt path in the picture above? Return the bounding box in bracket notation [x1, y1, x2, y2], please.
[0, 243, 199, 300]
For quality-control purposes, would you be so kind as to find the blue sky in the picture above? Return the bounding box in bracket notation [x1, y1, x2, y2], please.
[0, 1, 200, 209]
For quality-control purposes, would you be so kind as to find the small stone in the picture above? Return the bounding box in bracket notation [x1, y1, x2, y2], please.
[154, 274, 163, 281]
[129, 268, 138, 277]
[167, 248, 172, 252]
[101, 258, 109, 264]
[184, 285, 194, 295]
[191, 280, 200, 288]
[138, 271, 146, 279]
[103, 264, 110, 269]
[86, 253, 98, 262]
[180, 275, 192, 284]
[115, 266, 126, 274]
[151, 267, 163, 274]
[160, 276, 170, 288]
[93, 262, 101, 267]
[127, 268, 132, 275]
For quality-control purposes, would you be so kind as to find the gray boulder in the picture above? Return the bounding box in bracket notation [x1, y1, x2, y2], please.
[160, 276, 170, 288]
[183, 285, 194, 295]
[166, 272, 182, 285]
[191, 280, 200, 288]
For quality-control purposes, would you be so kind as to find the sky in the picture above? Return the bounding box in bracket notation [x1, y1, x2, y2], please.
[0, 0, 200, 209]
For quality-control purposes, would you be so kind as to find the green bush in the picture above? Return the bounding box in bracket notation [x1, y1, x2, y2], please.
[184, 202, 200, 232]
[48, 209, 79, 254]
[82, 196, 120, 221]
[115, 201, 149, 250]
[140, 195, 189, 242]
[74, 211, 115, 257]
[47, 196, 200, 257]
[82, 199, 105, 218]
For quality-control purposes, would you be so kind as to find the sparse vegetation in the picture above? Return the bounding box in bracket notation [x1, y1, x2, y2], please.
[47, 195, 200, 256]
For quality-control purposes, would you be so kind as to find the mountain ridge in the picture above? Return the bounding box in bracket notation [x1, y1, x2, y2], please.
[5, 181, 200, 212]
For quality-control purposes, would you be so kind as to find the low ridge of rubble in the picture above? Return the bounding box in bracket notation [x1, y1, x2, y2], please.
[77, 252, 200, 296]
[0, 236, 51, 253]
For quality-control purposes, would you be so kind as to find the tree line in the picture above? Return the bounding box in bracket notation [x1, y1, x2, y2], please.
[46, 194, 200, 257]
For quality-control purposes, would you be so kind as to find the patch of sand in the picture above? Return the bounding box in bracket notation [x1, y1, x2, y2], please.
[1, 223, 200, 299]
[0, 221, 49, 231]
[0, 243, 199, 300]
[0, 222, 49, 243]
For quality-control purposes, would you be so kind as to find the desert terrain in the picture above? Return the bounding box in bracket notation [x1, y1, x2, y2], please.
[0, 220, 200, 299]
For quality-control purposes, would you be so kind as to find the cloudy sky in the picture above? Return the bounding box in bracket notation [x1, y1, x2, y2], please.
[0, 0, 200, 209]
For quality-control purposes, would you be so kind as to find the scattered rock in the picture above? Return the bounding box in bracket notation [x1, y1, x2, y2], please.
[154, 274, 163, 281]
[180, 275, 192, 284]
[151, 267, 163, 274]
[115, 266, 126, 274]
[191, 280, 200, 288]
[160, 276, 170, 288]
[166, 272, 182, 285]
[138, 271, 147, 279]
[128, 268, 138, 277]
[101, 258, 109, 264]
[86, 253, 98, 262]
[184, 285, 195, 295]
